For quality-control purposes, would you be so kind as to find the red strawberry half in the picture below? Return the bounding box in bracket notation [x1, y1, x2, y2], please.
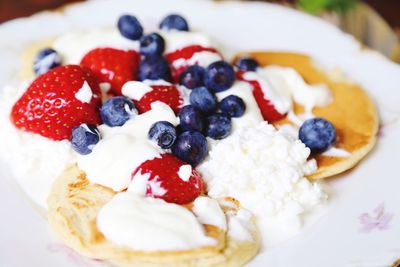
[165, 45, 221, 82]
[80, 48, 140, 95]
[237, 71, 286, 122]
[134, 84, 182, 114]
[11, 65, 102, 141]
[132, 153, 203, 204]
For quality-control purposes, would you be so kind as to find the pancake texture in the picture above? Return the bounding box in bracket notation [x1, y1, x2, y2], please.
[47, 166, 260, 267]
[235, 52, 379, 179]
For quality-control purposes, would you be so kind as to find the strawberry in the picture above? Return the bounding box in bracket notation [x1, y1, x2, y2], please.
[80, 48, 140, 95]
[237, 71, 286, 122]
[165, 45, 220, 82]
[134, 84, 182, 114]
[132, 153, 203, 204]
[11, 65, 102, 141]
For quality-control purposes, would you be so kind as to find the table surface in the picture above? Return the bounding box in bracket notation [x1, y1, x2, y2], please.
[0, 0, 400, 33]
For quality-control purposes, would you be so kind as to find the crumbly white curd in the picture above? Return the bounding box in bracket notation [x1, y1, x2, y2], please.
[0, 83, 78, 209]
[198, 122, 327, 248]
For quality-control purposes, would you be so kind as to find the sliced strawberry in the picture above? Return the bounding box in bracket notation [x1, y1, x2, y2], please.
[11, 65, 102, 141]
[80, 48, 140, 95]
[132, 153, 203, 204]
[165, 45, 220, 82]
[134, 84, 182, 114]
[237, 71, 286, 122]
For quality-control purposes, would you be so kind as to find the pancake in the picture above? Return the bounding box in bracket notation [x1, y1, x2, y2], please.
[47, 165, 260, 267]
[234, 52, 379, 179]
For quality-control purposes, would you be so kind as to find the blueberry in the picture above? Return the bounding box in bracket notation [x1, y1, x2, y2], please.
[71, 124, 101, 155]
[204, 61, 235, 92]
[189, 87, 217, 115]
[179, 65, 205, 89]
[140, 33, 165, 57]
[100, 96, 137, 127]
[33, 48, 61, 76]
[148, 121, 177, 149]
[117, 15, 143, 40]
[159, 14, 189, 31]
[220, 95, 246, 118]
[172, 131, 208, 166]
[138, 56, 171, 81]
[299, 118, 336, 154]
[235, 57, 259, 71]
[206, 113, 232, 140]
[178, 105, 205, 132]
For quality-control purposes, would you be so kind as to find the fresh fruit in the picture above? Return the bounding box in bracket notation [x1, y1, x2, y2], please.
[165, 45, 219, 82]
[134, 84, 182, 114]
[235, 57, 259, 71]
[139, 33, 165, 57]
[11, 65, 102, 141]
[138, 56, 171, 81]
[33, 48, 62, 76]
[220, 95, 246, 118]
[178, 105, 204, 132]
[80, 48, 140, 95]
[100, 96, 137, 127]
[299, 117, 336, 154]
[148, 121, 177, 149]
[159, 14, 189, 31]
[204, 61, 235, 92]
[206, 113, 232, 140]
[172, 131, 208, 166]
[189, 87, 217, 115]
[132, 153, 203, 204]
[71, 124, 101, 155]
[117, 14, 143, 40]
[179, 65, 205, 89]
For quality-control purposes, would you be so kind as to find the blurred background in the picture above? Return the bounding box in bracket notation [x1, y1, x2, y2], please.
[1, 0, 399, 62]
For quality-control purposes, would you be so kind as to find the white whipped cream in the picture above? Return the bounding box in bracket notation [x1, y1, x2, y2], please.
[198, 122, 326, 248]
[0, 83, 77, 209]
[216, 81, 264, 132]
[172, 51, 222, 70]
[322, 147, 351, 157]
[192, 197, 227, 230]
[53, 29, 139, 64]
[160, 30, 215, 54]
[177, 164, 192, 182]
[121, 81, 153, 101]
[74, 81, 93, 103]
[97, 192, 217, 251]
[77, 102, 178, 191]
[243, 66, 332, 114]
[227, 209, 254, 241]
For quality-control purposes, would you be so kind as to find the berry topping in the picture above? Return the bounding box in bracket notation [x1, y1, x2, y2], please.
[33, 48, 62, 76]
[165, 45, 220, 82]
[148, 121, 177, 149]
[220, 95, 246, 118]
[138, 56, 171, 81]
[179, 65, 205, 89]
[159, 14, 189, 31]
[132, 153, 203, 204]
[206, 113, 232, 140]
[134, 84, 182, 114]
[139, 33, 165, 57]
[172, 131, 208, 166]
[235, 57, 259, 71]
[100, 96, 137, 127]
[189, 87, 217, 115]
[117, 14, 143, 40]
[11, 65, 101, 141]
[299, 117, 336, 154]
[80, 48, 140, 95]
[204, 61, 235, 93]
[71, 124, 101, 155]
[178, 105, 204, 132]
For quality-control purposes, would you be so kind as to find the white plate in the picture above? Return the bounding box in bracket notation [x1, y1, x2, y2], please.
[0, 0, 400, 266]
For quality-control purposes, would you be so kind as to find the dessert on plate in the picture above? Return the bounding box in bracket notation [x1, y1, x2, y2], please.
[0, 10, 378, 267]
